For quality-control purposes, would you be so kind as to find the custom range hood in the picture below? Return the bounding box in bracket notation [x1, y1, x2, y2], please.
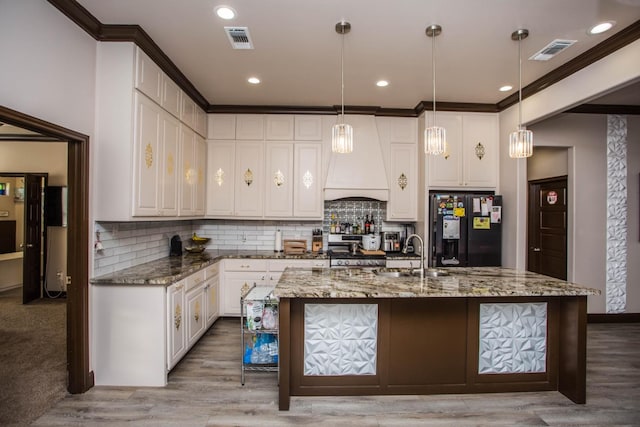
[324, 115, 389, 201]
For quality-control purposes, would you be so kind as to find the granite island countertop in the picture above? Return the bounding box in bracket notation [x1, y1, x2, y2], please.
[91, 249, 328, 286]
[273, 267, 600, 298]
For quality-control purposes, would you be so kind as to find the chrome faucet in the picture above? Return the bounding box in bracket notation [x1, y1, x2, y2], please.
[402, 234, 425, 278]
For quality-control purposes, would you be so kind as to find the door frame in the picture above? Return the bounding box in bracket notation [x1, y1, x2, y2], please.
[0, 105, 93, 393]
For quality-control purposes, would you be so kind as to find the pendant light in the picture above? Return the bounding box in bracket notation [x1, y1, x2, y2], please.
[332, 21, 353, 154]
[509, 29, 533, 158]
[425, 24, 446, 156]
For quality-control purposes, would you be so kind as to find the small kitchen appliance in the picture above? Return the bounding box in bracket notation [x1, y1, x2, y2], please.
[382, 231, 401, 252]
[361, 234, 381, 251]
[169, 235, 183, 256]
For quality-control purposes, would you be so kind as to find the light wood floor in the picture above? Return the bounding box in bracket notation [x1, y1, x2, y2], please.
[35, 319, 640, 426]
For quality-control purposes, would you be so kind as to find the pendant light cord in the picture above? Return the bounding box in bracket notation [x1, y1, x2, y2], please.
[518, 34, 522, 130]
[340, 26, 345, 125]
[432, 32, 436, 127]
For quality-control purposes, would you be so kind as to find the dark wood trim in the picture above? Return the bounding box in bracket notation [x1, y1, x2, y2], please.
[414, 101, 500, 115]
[588, 313, 640, 323]
[566, 104, 640, 115]
[497, 19, 640, 111]
[0, 104, 93, 394]
[558, 296, 587, 404]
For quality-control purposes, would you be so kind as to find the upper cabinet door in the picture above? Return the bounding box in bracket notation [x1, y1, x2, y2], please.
[427, 113, 463, 188]
[159, 111, 180, 216]
[135, 47, 162, 104]
[194, 135, 207, 215]
[388, 143, 417, 221]
[161, 76, 181, 119]
[234, 141, 264, 217]
[208, 114, 236, 140]
[133, 92, 161, 216]
[236, 115, 264, 140]
[179, 125, 196, 216]
[293, 143, 322, 218]
[462, 113, 498, 188]
[206, 141, 235, 216]
[294, 115, 323, 141]
[265, 115, 294, 140]
[264, 142, 294, 217]
[181, 96, 197, 130]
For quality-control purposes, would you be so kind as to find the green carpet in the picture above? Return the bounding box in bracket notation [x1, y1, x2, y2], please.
[0, 287, 67, 426]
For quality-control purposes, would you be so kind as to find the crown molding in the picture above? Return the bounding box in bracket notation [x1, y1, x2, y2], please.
[566, 104, 640, 115]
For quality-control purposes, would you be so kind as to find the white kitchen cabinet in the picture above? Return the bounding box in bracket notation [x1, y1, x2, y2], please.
[185, 284, 206, 348]
[195, 107, 207, 138]
[95, 42, 206, 220]
[427, 112, 498, 189]
[204, 263, 220, 327]
[293, 143, 323, 218]
[236, 114, 264, 140]
[132, 92, 162, 216]
[264, 142, 294, 217]
[206, 140, 235, 216]
[135, 47, 162, 105]
[179, 127, 206, 216]
[294, 115, 323, 141]
[181, 95, 197, 131]
[208, 114, 236, 139]
[266, 115, 294, 140]
[222, 259, 269, 316]
[234, 141, 265, 217]
[159, 112, 180, 216]
[387, 143, 418, 221]
[167, 280, 186, 370]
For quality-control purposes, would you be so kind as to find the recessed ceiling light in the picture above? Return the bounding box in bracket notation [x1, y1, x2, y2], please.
[215, 6, 236, 20]
[247, 77, 260, 84]
[588, 21, 615, 35]
[376, 80, 389, 87]
[499, 85, 513, 92]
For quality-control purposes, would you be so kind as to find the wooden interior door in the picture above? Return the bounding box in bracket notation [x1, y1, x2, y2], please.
[23, 174, 44, 303]
[528, 177, 568, 280]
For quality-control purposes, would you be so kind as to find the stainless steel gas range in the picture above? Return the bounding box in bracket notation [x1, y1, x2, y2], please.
[327, 234, 386, 268]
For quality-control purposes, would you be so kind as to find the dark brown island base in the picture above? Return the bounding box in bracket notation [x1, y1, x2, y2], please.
[274, 267, 600, 411]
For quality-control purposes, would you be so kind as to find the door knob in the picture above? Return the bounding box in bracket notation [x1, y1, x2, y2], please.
[532, 247, 541, 252]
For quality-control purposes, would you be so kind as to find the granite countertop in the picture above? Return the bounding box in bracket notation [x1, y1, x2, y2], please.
[91, 250, 328, 286]
[273, 267, 601, 298]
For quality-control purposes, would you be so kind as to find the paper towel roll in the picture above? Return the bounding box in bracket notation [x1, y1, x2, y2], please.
[275, 230, 282, 252]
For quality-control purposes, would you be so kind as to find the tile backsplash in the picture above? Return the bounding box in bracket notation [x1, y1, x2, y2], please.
[93, 201, 412, 277]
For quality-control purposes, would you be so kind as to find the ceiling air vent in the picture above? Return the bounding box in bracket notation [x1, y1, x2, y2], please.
[529, 39, 576, 61]
[224, 26, 254, 50]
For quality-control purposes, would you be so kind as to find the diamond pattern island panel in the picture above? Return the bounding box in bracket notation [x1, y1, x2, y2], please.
[304, 304, 378, 376]
[478, 302, 547, 374]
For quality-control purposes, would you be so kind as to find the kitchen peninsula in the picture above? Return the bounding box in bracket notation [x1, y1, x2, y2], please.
[274, 267, 599, 410]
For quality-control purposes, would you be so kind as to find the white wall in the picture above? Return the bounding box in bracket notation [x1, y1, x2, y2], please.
[527, 147, 568, 181]
[626, 116, 639, 313]
[529, 114, 607, 313]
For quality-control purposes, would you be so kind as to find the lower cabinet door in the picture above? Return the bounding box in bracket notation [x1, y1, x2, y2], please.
[167, 281, 186, 370]
[223, 272, 266, 316]
[186, 285, 207, 347]
[205, 277, 220, 327]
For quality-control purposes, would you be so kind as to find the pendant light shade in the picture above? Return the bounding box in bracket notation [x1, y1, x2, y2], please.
[332, 21, 353, 154]
[509, 29, 533, 158]
[425, 24, 446, 156]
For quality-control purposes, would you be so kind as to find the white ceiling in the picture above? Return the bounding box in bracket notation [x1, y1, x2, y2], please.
[75, 0, 640, 109]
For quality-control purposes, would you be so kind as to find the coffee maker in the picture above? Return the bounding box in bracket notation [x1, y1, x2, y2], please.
[382, 232, 401, 252]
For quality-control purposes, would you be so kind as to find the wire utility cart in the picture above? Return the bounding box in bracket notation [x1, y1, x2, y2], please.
[240, 284, 279, 385]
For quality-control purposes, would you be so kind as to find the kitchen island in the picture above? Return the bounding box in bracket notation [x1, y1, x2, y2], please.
[274, 267, 599, 410]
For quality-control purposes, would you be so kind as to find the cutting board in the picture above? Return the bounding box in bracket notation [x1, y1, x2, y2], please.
[360, 249, 385, 255]
[284, 239, 307, 254]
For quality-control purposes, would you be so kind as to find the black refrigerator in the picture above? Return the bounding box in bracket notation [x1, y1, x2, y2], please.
[429, 193, 502, 267]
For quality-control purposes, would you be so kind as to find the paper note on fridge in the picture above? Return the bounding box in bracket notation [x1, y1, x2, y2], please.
[473, 198, 481, 213]
[443, 217, 461, 239]
[480, 199, 489, 216]
[473, 217, 491, 229]
[491, 206, 502, 223]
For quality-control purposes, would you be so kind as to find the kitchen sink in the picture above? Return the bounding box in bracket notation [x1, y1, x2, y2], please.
[373, 268, 449, 278]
